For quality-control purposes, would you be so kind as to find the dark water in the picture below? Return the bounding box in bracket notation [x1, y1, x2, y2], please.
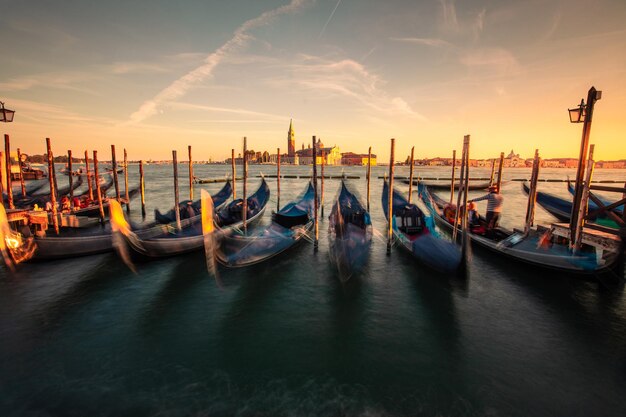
[1, 164, 626, 416]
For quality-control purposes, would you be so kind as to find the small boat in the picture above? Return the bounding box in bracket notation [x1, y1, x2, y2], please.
[522, 182, 623, 223]
[328, 180, 372, 281]
[566, 180, 624, 217]
[154, 181, 233, 224]
[112, 179, 270, 259]
[216, 181, 315, 267]
[423, 184, 621, 275]
[382, 180, 462, 273]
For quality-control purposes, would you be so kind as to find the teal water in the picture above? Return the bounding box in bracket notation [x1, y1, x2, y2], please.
[1, 165, 625, 416]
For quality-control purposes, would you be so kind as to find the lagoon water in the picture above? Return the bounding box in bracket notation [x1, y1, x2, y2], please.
[1, 164, 626, 416]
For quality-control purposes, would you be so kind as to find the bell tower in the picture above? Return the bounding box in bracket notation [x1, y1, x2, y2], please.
[287, 119, 295, 157]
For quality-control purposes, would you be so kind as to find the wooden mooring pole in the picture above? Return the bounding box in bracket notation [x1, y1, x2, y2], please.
[449, 149, 456, 205]
[67, 150, 74, 210]
[85, 150, 93, 201]
[277, 147, 281, 211]
[242, 137, 248, 235]
[524, 149, 540, 235]
[46, 138, 59, 234]
[231, 149, 237, 200]
[573, 145, 595, 252]
[188, 145, 194, 201]
[5, 134, 14, 209]
[139, 160, 146, 218]
[408, 146, 415, 204]
[460, 136, 471, 249]
[0, 151, 4, 207]
[93, 150, 105, 222]
[321, 150, 325, 217]
[124, 148, 130, 213]
[16, 148, 26, 197]
[452, 137, 468, 243]
[489, 158, 496, 187]
[111, 145, 120, 202]
[387, 138, 395, 254]
[366, 147, 372, 212]
[313, 135, 319, 251]
[173, 150, 181, 231]
[570, 87, 601, 244]
[496, 151, 505, 193]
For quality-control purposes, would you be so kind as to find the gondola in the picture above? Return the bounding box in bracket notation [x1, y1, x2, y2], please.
[112, 179, 270, 259]
[423, 184, 621, 275]
[154, 181, 233, 224]
[328, 180, 372, 281]
[522, 182, 623, 223]
[566, 180, 624, 217]
[216, 181, 314, 267]
[382, 180, 462, 273]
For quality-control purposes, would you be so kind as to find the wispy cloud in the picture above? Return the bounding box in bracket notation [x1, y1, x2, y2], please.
[0, 72, 98, 94]
[6, 98, 117, 126]
[460, 48, 519, 75]
[389, 37, 452, 48]
[170, 102, 286, 121]
[319, 0, 342, 39]
[439, 0, 459, 33]
[275, 55, 424, 119]
[126, 0, 309, 125]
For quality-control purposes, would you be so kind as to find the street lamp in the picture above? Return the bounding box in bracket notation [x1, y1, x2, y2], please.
[0, 101, 15, 123]
[568, 99, 586, 123]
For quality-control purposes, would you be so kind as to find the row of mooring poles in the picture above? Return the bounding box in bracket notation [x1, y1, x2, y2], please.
[407, 146, 415, 204]
[524, 149, 541, 235]
[386, 138, 395, 254]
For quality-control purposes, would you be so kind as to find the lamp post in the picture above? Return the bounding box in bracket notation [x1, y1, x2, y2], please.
[0, 101, 15, 123]
[568, 87, 601, 244]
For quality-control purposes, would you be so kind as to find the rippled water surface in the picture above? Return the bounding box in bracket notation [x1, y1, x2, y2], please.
[1, 164, 625, 416]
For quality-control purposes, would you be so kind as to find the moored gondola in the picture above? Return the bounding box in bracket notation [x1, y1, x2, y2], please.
[423, 184, 621, 275]
[328, 180, 372, 282]
[383, 180, 462, 273]
[216, 181, 315, 267]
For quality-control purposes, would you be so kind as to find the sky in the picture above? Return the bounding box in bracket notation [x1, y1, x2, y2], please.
[1, 0, 625, 162]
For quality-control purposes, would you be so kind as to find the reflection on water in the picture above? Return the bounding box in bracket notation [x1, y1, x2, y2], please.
[1, 165, 625, 416]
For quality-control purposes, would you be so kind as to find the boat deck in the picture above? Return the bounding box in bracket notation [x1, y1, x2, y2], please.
[548, 223, 622, 252]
